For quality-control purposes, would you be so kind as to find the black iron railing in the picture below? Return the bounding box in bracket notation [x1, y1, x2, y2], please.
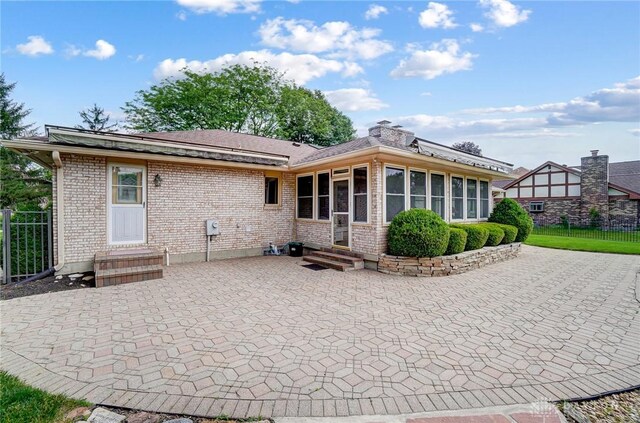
[531, 215, 639, 243]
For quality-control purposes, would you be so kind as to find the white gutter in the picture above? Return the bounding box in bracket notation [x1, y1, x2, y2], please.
[52, 151, 65, 272]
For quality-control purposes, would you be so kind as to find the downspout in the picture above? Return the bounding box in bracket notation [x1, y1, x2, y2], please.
[52, 151, 65, 272]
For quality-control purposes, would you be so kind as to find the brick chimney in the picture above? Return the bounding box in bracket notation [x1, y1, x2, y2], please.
[580, 150, 609, 220]
[369, 120, 415, 145]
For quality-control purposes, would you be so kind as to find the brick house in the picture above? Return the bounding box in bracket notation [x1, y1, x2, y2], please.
[493, 150, 640, 224]
[5, 122, 513, 277]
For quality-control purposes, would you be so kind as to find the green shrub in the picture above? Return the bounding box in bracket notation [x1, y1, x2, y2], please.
[445, 227, 467, 255]
[388, 209, 450, 257]
[450, 224, 490, 251]
[479, 223, 505, 246]
[488, 198, 533, 242]
[493, 223, 518, 244]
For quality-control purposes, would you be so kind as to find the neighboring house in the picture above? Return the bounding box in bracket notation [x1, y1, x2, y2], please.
[5, 121, 513, 274]
[493, 150, 640, 224]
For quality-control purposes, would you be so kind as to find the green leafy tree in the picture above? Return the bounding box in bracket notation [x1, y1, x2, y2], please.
[123, 64, 355, 146]
[452, 141, 482, 156]
[76, 104, 118, 132]
[0, 74, 51, 210]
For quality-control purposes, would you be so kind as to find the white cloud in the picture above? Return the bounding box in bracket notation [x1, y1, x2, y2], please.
[64, 44, 82, 58]
[420, 92, 432, 97]
[419, 2, 457, 29]
[153, 50, 363, 85]
[629, 129, 640, 137]
[129, 54, 145, 62]
[324, 88, 388, 112]
[16, 36, 54, 56]
[258, 17, 393, 60]
[464, 76, 640, 125]
[390, 39, 476, 79]
[479, 0, 531, 28]
[365, 4, 388, 20]
[470, 23, 484, 32]
[176, 0, 260, 14]
[83, 39, 116, 60]
[176, 10, 188, 20]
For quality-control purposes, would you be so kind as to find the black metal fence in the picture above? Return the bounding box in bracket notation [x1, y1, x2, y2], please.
[2, 209, 53, 283]
[531, 215, 639, 243]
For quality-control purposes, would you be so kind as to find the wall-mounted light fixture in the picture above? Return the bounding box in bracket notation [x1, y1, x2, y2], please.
[154, 174, 163, 187]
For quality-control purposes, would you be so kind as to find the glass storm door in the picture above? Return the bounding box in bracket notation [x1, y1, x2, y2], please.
[108, 164, 146, 244]
[332, 179, 350, 248]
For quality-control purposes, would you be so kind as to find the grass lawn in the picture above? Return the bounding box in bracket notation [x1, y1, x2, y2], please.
[525, 234, 640, 255]
[0, 371, 90, 423]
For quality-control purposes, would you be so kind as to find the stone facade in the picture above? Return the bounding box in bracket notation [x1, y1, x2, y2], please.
[609, 197, 640, 223]
[378, 243, 521, 277]
[580, 151, 610, 220]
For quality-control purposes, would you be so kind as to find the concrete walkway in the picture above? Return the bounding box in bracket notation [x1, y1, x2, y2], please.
[1, 246, 639, 419]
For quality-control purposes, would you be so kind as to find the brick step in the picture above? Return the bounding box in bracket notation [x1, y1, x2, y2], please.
[320, 247, 364, 259]
[95, 264, 163, 288]
[310, 251, 365, 267]
[95, 249, 163, 271]
[302, 255, 360, 272]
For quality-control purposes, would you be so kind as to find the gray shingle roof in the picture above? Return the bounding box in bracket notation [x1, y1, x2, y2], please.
[609, 160, 640, 195]
[292, 136, 416, 165]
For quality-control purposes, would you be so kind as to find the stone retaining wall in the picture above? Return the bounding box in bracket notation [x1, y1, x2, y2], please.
[378, 243, 521, 277]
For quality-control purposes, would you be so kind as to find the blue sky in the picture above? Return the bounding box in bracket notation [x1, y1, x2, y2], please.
[2, 0, 639, 168]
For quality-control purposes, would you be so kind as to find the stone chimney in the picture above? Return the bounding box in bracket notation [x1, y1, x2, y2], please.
[369, 120, 415, 145]
[580, 150, 609, 220]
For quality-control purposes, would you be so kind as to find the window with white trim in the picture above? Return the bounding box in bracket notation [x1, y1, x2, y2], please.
[480, 181, 490, 218]
[530, 201, 544, 212]
[317, 173, 330, 220]
[430, 173, 445, 219]
[466, 178, 478, 219]
[353, 167, 368, 222]
[385, 167, 405, 222]
[297, 175, 313, 219]
[410, 170, 427, 209]
[264, 177, 279, 205]
[451, 176, 464, 220]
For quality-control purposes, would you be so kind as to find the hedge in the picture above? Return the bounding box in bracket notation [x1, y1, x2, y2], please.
[445, 227, 467, 255]
[492, 223, 518, 244]
[488, 198, 533, 242]
[450, 224, 489, 251]
[388, 209, 450, 258]
[479, 223, 505, 246]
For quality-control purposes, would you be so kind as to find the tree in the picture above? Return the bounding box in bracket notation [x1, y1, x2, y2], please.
[0, 74, 51, 210]
[76, 104, 118, 132]
[123, 64, 355, 146]
[452, 141, 482, 156]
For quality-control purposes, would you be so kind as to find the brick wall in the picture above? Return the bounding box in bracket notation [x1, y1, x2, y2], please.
[609, 198, 640, 224]
[580, 153, 609, 219]
[57, 154, 295, 269]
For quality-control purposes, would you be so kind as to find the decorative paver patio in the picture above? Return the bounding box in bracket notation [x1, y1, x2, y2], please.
[1, 246, 639, 419]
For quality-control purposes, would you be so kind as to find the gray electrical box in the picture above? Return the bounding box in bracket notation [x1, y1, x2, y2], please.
[206, 219, 220, 236]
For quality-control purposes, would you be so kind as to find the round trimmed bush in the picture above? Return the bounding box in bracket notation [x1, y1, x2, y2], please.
[494, 223, 518, 244]
[445, 227, 467, 255]
[388, 209, 450, 257]
[479, 223, 505, 246]
[488, 198, 533, 242]
[450, 224, 490, 251]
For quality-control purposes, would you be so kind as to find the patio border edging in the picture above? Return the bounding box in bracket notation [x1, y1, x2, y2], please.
[378, 243, 521, 277]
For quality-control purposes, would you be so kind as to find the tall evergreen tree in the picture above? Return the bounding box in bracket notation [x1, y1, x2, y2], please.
[76, 103, 118, 131]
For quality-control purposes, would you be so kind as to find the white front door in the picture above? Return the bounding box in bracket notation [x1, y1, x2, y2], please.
[332, 179, 350, 248]
[108, 164, 146, 244]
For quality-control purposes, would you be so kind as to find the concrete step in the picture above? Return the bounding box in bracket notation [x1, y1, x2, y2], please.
[95, 264, 163, 288]
[302, 255, 361, 272]
[95, 249, 163, 271]
[311, 250, 365, 266]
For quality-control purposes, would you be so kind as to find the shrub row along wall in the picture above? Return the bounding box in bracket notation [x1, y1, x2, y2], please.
[378, 243, 521, 277]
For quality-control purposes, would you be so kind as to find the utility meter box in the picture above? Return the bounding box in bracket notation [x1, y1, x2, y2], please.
[206, 219, 220, 236]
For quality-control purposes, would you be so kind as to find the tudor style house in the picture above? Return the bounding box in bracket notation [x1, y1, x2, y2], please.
[494, 150, 640, 224]
[5, 121, 513, 282]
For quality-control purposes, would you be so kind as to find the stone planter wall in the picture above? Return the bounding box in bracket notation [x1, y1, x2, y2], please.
[378, 243, 521, 277]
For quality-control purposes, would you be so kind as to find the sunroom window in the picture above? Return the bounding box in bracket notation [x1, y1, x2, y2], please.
[297, 175, 313, 219]
[452, 176, 464, 220]
[430, 173, 445, 219]
[480, 181, 490, 218]
[317, 173, 330, 220]
[385, 167, 405, 222]
[410, 170, 427, 209]
[467, 178, 477, 219]
[353, 167, 368, 222]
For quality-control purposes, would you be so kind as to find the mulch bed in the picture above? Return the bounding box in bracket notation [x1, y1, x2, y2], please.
[0, 272, 95, 301]
[559, 389, 640, 423]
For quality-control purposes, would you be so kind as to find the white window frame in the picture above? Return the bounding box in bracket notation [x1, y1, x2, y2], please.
[530, 201, 544, 213]
[316, 170, 331, 221]
[409, 167, 429, 211]
[383, 163, 407, 224]
[351, 164, 370, 224]
[296, 173, 315, 220]
[466, 177, 479, 221]
[450, 174, 465, 221]
[479, 179, 491, 220]
[429, 170, 447, 221]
